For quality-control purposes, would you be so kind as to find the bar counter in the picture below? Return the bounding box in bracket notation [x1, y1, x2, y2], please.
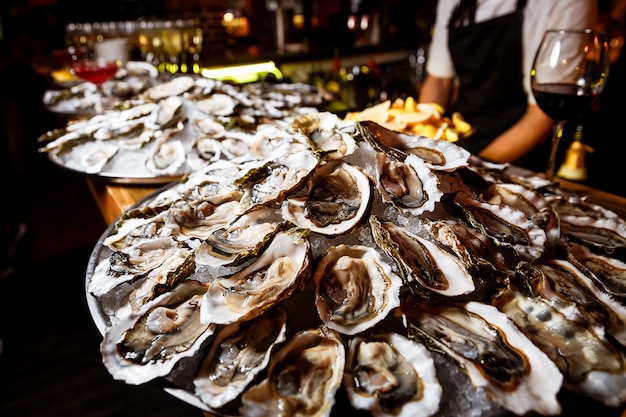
[86, 176, 626, 226]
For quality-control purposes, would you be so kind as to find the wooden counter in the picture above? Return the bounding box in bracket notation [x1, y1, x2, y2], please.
[86, 177, 626, 225]
[86, 180, 159, 225]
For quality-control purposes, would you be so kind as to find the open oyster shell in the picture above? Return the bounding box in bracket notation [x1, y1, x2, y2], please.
[193, 306, 288, 410]
[370, 215, 475, 298]
[402, 299, 563, 416]
[344, 332, 442, 417]
[493, 289, 626, 408]
[239, 326, 345, 417]
[101, 279, 216, 385]
[313, 244, 403, 335]
[282, 159, 373, 236]
[199, 229, 311, 326]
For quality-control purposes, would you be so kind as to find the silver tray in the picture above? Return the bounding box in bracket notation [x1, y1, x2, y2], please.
[83, 177, 514, 417]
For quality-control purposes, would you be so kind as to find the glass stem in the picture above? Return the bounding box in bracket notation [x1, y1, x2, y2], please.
[546, 120, 566, 180]
[95, 85, 104, 114]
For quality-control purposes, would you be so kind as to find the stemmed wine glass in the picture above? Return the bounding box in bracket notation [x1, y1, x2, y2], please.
[530, 28, 610, 180]
[71, 57, 120, 114]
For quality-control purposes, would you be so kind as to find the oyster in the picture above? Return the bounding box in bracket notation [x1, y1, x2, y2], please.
[235, 146, 319, 212]
[452, 189, 547, 261]
[357, 120, 471, 171]
[164, 199, 242, 241]
[370, 216, 475, 298]
[344, 333, 442, 417]
[145, 137, 187, 176]
[193, 118, 227, 138]
[402, 299, 563, 416]
[194, 206, 288, 268]
[125, 246, 196, 314]
[103, 210, 173, 252]
[248, 123, 307, 160]
[375, 152, 442, 216]
[546, 193, 626, 252]
[239, 326, 345, 417]
[568, 242, 626, 301]
[199, 229, 311, 325]
[77, 142, 119, 174]
[313, 244, 402, 335]
[421, 218, 513, 282]
[152, 95, 184, 128]
[291, 111, 358, 160]
[176, 172, 243, 205]
[88, 236, 181, 297]
[187, 137, 222, 170]
[101, 280, 216, 385]
[193, 307, 288, 409]
[537, 258, 626, 346]
[142, 75, 195, 101]
[195, 93, 237, 116]
[282, 160, 372, 236]
[493, 289, 626, 407]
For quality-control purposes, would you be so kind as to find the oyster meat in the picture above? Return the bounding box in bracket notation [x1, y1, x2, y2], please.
[101, 280, 216, 385]
[313, 244, 402, 335]
[344, 333, 442, 417]
[199, 229, 311, 325]
[402, 299, 563, 416]
[282, 160, 373, 236]
[239, 326, 345, 417]
[193, 307, 288, 410]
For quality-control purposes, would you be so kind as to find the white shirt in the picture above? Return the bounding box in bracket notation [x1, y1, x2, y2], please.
[426, 0, 598, 105]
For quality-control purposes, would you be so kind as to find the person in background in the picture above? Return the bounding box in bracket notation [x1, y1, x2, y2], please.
[579, 0, 626, 196]
[418, 0, 597, 172]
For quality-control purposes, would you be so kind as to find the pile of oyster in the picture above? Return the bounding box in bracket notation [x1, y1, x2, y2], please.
[43, 61, 168, 115]
[39, 70, 325, 181]
[87, 111, 626, 417]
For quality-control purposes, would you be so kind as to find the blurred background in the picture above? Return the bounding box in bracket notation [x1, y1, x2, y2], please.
[1, 1, 626, 416]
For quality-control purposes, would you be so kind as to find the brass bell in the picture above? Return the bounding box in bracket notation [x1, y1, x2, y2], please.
[556, 137, 594, 181]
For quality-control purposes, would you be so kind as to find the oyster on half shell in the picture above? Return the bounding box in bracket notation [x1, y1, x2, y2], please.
[370, 215, 475, 298]
[101, 279, 216, 385]
[199, 229, 311, 326]
[313, 244, 402, 335]
[239, 326, 345, 417]
[493, 289, 626, 408]
[193, 307, 288, 410]
[344, 332, 442, 417]
[402, 299, 563, 416]
[375, 152, 442, 216]
[282, 159, 373, 236]
[194, 206, 288, 268]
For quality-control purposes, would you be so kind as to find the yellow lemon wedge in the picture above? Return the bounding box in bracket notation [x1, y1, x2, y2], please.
[393, 109, 434, 126]
[381, 119, 408, 132]
[403, 96, 417, 112]
[451, 112, 472, 135]
[411, 123, 438, 138]
[424, 102, 445, 115]
[391, 97, 405, 109]
[345, 100, 391, 124]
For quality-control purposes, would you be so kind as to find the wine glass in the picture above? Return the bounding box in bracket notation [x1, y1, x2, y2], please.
[71, 57, 120, 114]
[530, 28, 610, 180]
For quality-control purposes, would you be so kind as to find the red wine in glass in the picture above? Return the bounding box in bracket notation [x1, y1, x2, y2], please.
[72, 61, 119, 86]
[532, 83, 600, 122]
[530, 29, 609, 180]
[71, 58, 119, 113]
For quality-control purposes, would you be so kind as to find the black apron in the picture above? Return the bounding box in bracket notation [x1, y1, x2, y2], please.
[448, 0, 528, 155]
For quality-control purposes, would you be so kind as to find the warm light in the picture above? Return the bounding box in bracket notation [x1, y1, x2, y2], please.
[360, 15, 369, 31]
[347, 15, 356, 30]
[292, 14, 305, 30]
[223, 12, 234, 22]
[200, 61, 283, 84]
